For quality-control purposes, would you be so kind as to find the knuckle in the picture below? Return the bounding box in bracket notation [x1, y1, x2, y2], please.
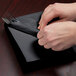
[44, 4, 52, 11]
[51, 42, 57, 47]
[43, 28, 51, 42]
[43, 27, 48, 33]
[46, 36, 51, 42]
[52, 3, 60, 15]
[44, 8, 47, 12]
[53, 3, 59, 6]
[38, 40, 44, 46]
[44, 45, 49, 49]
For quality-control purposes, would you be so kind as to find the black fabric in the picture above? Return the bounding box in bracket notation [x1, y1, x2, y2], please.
[4, 11, 76, 73]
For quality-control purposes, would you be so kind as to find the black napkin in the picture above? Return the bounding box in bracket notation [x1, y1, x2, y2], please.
[4, 12, 76, 73]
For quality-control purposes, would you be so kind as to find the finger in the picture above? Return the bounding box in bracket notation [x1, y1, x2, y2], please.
[40, 10, 59, 29]
[50, 18, 67, 24]
[38, 37, 48, 46]
[44, 38, 62, 49]
[37, 30, 44, 39]
[44, 40, 57, 49]
[38, 5, 53, 29]
[39, 5, 53, 24]
[38, 12, 66, 29]
[52, 43, 63, 51]
[44, 43, 53, 49]
[52, 46, 62, 51]
[38, 25, 41, 29]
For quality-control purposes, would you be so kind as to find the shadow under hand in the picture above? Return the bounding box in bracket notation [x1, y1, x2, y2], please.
[32, 40, 76, 66]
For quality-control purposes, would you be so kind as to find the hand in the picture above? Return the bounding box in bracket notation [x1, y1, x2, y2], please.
[37, 21, 76, 51]
[38, 2, 76, 29]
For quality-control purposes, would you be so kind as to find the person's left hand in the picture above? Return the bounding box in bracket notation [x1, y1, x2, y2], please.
[37, 21, 76, 51]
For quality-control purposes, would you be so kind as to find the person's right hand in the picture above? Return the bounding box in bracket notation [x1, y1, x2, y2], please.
[38, 2, 76, 29]
[37, 21, 76, 51]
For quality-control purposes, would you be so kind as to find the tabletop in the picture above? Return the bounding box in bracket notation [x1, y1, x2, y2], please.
[0, 0, 76, 76]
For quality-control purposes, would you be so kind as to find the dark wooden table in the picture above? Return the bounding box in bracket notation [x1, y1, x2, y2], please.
[0, 0, 76, 76]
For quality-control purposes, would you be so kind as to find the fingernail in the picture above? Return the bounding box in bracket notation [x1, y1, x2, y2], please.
[38, 26, 40, 29]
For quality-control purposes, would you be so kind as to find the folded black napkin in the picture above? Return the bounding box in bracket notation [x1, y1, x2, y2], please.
[4, 12, 76, 73]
